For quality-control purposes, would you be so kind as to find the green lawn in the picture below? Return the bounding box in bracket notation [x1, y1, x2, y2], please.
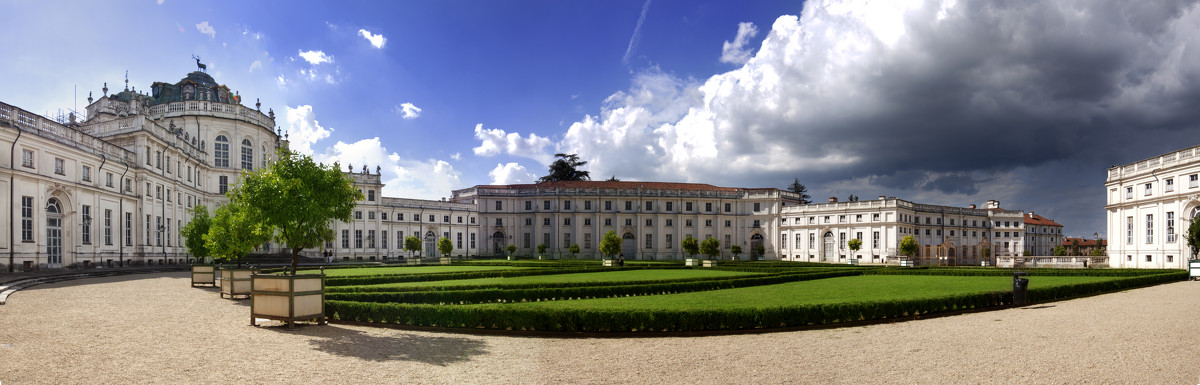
[297, 265, 531, 277]
[351, 269, 759, 289]
[486, 275, 1119, 310]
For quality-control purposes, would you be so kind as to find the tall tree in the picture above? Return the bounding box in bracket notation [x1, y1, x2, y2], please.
[540, 153, 591, 182]
[231, 148, 362, 274]
[404, 235, 423, 259]
[847, 238, 862, 255]
[899, 235, 918, 260]
[700, 237, 721, 260]
[786, 178, 812, 204]
[180, 204, 212, 263]
[730, 245, 743, 261]
[437, 236, 453, 257]
[1188, 219, 1200, 259]
[682, 235, 699, 259]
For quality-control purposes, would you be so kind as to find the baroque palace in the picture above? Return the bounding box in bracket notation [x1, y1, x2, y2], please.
[1105, 144, 1200, 269]
[2, 68, 1077, 270]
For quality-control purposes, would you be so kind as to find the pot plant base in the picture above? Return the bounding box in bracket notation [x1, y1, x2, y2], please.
[250, 274, 326, 329]
[191, 265, 216, 287]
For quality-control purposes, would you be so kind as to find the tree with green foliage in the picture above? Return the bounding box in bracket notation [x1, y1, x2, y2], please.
[599, 230, 622, 259]
[848, 194, 859, 202]
[1053, 245, 1068, 256]
[180, 204, 212, 263]
[1070, 239, 1081, 256]
[1088, 246, 1105, 257]
[230, 148, 361, 274]
[1189, 219, 1200, 259]
[404, 235, 422, 259]
[847, 238, 862, 257]
[539, 153, 590, 182]
[730, 245, 742, 261]
[754, 244, 766, 260]
[568, 244, 580, 259]
[536, 243, 547, 257]
[786, 178, 812, 204]
[437, 236, 453, 257]
[505, 244, 517, 258]
[681, 235, 699, 260]
[981, 246, 991, 259]
[204, 202, 270, 268]
[899, 235, 918, 260]
[700, 237, 721, 260]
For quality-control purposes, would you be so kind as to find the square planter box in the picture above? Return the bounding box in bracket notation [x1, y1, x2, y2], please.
[702, 260, 718, 268]
[685, 258, 700, 267]
[250, 274, 326, 329]
[439, 257, 452, 265]
[220, 267, 258, 299]
[191, 265, 216, 287]
[407, 258, 423, 265]
[603, 259, 616, 267]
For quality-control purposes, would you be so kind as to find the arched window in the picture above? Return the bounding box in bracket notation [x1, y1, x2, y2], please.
[214, 135, 229, 167]
[260, 144, 267, 168]
[241, 139, 253, 170]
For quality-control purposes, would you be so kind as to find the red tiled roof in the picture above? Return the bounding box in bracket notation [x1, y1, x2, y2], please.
[1062, 238, 1106, 247]
[470, 180, 763, 192]
[1024, 213, 1063, 227]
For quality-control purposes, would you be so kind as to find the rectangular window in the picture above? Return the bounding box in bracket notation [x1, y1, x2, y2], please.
[525, 200, 532, 210]
[645, 234, 652, 249]
[685, 220, 693, 227]
[1127, 216, 1134, 244]
[523, 233, 532, 248]
[585, 201, 592, 210]
[219, 176, 228, 195]
[1192, 174, 1199, 188]
[81, 205, 92, 244]
[342, 230, 350, 249]
[1125, 187, 1133, 199]
[666, 202, 673, 211]
[753, 220, 761, 228]
[705, 202, 712, 212]
[355, 230, 363, 248]
[20, 196, 33, 241]
[565, 201, 572, 210]
[585, 218, 592, 226]
[355, 211, 362, 220]
[495, 200, 502, 210]
[1146, 255, 1152, 262]
[872, 231, 879, 249]
[543, 218, 551, 226]
[1144, 183, 1153, 196]
[106, 172, 113, 187]
[605, 218, 612, 226]
[443, 215, 450, 223]
[166, 156, 172, 173]
[855, 214, 863, 223]
[873, 213, 880, 222]
[1146, 214, 1154, 244]
[470, 233, 476, 249]
[545, 200, 552, 210]
[429, 215, 435, 222]
[796, 233, 803, 249]
[810, 233, 815, 248]
[686, 202, 693, 211]
[705, 220, 712, 227]
[665, 219, 673, 227]
[625, 201, 632, 211]
[104, 209, 113, 245]
[381, 231, 388, 249]
[565, 218, 572, 226]
[666, 234, 673, 249]
[840, 215, 846, 223]
[82, 166, 91, 182]
[397, 231, 404, 245]
[725, 220, 731, 227]
[21, 149, 33, 168]
[368, 211, 375, 220]
[625, 218, 633, 226]
[458, 232, 464, 249]
[724, 203, 731, 213]
[839, 233, 846, 250]
[398, 213, 404, 221]
[781, 234, 787, 249]
[381, 212, 388, 221]
[54, 158, 65, 175]
[585, 233, 592, 249]
[156, 216, 162, 246]
[457, 216, 463, 223]
[156, 151, 162, 169]
[645, 219, 652, 226]
[753, 203, 761, 212]
[1166, 178, 1175, 192]
[125, 212, 132, 246]
[646, 201, 653, 211]
[1168, 212, 1176, 243]
[605, 201, 612, 211]
[368, 231, 375, 248]
[368, 190, 375, 201]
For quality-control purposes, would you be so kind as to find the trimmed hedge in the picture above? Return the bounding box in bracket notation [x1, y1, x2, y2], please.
[862, 267, 1181, 277]
[326, 272, 773, 293]
[327, 270, 861, 304]
[1027, 271, 1186, 302]
[326, 290, 1010, 332]
[324, 266, 690, 286]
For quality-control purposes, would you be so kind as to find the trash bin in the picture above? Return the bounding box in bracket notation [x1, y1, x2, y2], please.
[1013, 272, 1029, 307]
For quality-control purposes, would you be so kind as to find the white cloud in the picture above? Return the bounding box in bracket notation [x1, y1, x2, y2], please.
[298, 50, 333, 65]
[319, 138, 462, 200]
[249, 60, 262, 72]
[488, 163, 539, 185]
[471, 124, 553, 163]
[195, 21, 215, 39]
[326, 21, 337, 30]
[284, 105, 333, 155]
[450, 152, 462, 161]
[276, 75, 287, 86]
[395, 102, 421, 119]
[720, 22, 759, 64]
[359, 29, 387, 49]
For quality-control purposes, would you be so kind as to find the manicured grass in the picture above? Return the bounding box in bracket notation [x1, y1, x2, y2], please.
[352, 269, 759, 289]
[486, 275, 1120, 310]
[297, 265, 531, 277]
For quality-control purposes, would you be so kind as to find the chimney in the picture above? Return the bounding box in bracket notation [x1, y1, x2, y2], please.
[1028, 212, 1034, 218]
[829, 196, 838, 203]
[878, 195, 886, 200]
[986, 200, 1000, 209]
[968, 204, 977, 209]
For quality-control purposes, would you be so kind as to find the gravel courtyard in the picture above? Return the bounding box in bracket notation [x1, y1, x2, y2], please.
[1, 272, 1198, 384]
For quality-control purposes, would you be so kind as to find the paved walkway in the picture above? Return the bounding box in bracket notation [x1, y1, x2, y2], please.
[1, 272, 1198, 384]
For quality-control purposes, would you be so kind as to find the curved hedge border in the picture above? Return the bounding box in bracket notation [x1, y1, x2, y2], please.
[327, 271, 860, 304]
[324, 271, 1187, 332]
[327, 272, 773, 293]
[861, 267, 1180, 277]
[325, 266, 690, 286]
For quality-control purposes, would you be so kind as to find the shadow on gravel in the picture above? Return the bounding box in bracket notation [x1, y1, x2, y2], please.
[294, 326, 489, 365]
[18, 272, 189, 291]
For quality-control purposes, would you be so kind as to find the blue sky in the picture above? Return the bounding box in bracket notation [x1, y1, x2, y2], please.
[5, 0, 1200, 240]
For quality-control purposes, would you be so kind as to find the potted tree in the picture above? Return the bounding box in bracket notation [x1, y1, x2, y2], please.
[730, 245, 742, 261]
[233, 149, 361, 328]
[568, 244, 580, 260]
[847, 238, 862, 265]
[536, 243, 547, 260]
[899, 235, 918, 266]
[205, 201, 269, 299]
[682, 235, 700, 266]
[980, 246, 991, 267]
[754, 244, 766, 261]
[404, 235, 423, 265]
[438, 236, 453, 265]
[182, 205, 215, 287]
[600, 230, 622, 266]
[505, 244, 517, 261]
[700, 237, 721, 267]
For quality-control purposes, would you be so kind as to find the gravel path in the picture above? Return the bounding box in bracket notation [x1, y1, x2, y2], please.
[1, 272, 1198, 384]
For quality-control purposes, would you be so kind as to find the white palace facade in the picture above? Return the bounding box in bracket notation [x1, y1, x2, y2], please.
[1105, 144, 1200, 269]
